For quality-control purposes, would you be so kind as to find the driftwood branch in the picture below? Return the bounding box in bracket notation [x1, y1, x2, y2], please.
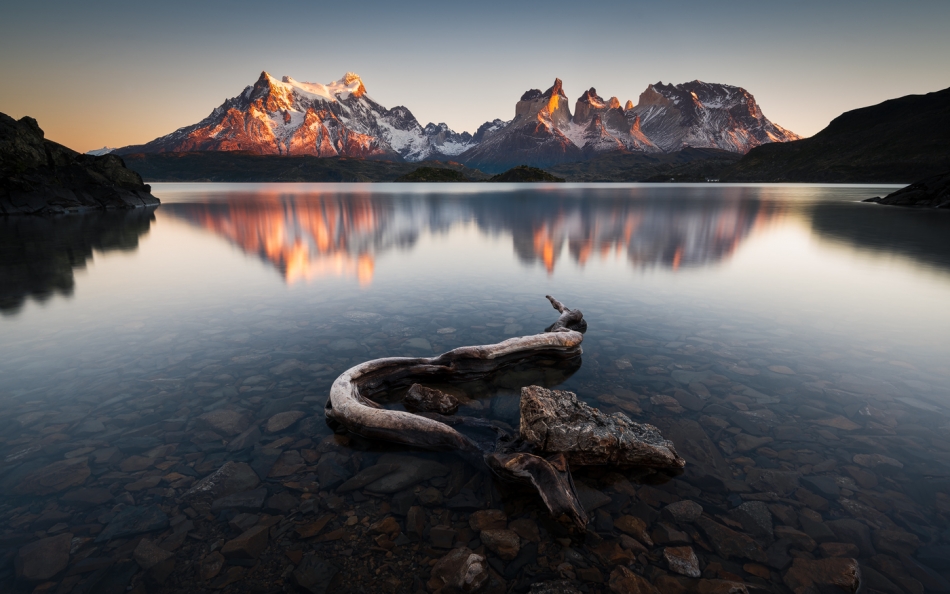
[325, 296, 682, 531]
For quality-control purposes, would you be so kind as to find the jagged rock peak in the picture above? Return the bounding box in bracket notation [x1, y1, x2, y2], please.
[608, 97, 621, 110]
[577, 88, 606, 107]
[544, 78, 567, 99]
[624, 100, 635, 111]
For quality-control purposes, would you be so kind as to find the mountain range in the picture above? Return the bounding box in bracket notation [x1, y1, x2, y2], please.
[114, 72, 799, 173]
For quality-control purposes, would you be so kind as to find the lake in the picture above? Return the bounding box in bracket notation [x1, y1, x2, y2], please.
[1, 183, 949, 593]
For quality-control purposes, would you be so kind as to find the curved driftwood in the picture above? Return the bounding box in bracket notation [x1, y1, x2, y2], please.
[326, 296, 584, 454]
[325, 295, 681, 530]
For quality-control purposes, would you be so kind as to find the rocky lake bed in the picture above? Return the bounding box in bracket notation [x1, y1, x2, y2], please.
[1, 184, 949, 594]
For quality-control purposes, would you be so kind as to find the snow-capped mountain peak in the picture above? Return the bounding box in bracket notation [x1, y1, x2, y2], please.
[116, 71, 474, 161]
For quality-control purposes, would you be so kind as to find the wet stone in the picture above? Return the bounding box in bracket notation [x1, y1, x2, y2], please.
[264, 490, 298, 513]
[826, 519, 875, 557]
[15, 532, 72, 581]
[211, 487, 267, 512]
[481, 528, 520, 560]
[430, 547, 489, 593]
[197, 409, 250, 436]
[311, 461, 351, 495]
[268, 450, 304, 477]
[133, 538, 172, 570]
[336, 463, 398, 492]
[431, 526, 457, 548]
[697, 517, 767, 563]
[729, 501, 773, 539]
[509, 518, 541, 542]
[364, 454, 449, 493]
[96, 505, 169, 542]
[221, 524, 269, 559]
[663, 500, 703, 523]
[609, 565, 661, 594]
[404, 384, 460, 415]
[664, 546, 701, 578]
[469, 509, 508, 531]
[184, 461, 260, 501]
[265, 410, 306, 433]
[820, 542, 860, 557]
[293, 553, 339, 594]
[199, 551, 225, 581]
[873, 529, 921, 557]
[226, 426, 261, 452]
[783, 557, 861, 594]
[15, 457, 90, 495]
[801, 475, 841, 498]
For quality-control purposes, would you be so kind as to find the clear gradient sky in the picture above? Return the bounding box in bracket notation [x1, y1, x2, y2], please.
[2, 0, 948, 153]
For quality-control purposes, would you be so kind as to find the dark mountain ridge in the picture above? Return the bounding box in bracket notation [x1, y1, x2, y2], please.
[723, 86, 950, 183]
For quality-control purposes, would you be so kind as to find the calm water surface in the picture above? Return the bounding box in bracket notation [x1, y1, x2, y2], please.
[1, 183, 949, 592]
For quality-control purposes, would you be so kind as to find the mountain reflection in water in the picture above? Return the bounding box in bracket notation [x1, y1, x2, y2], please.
[162, 188, 783, 285]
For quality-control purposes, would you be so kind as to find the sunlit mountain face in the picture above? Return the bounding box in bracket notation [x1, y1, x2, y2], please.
[161, 188, 782, 285]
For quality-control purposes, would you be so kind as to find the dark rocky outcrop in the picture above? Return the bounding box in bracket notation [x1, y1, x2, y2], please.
[0, 112, 158, 215]
[724, 86, 950, 183]
[864, 171, 950, 208]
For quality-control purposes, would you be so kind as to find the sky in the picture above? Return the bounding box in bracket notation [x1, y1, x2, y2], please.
[1, 0, 948, 153]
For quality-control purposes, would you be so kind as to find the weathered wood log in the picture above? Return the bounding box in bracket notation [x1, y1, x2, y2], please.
[325, 296, 584, 454]
[486, 452, 588, 530]
[324, 295, 683, 531]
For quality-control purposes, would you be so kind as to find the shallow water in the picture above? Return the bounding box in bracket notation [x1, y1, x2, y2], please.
[1, 183, 949, 593]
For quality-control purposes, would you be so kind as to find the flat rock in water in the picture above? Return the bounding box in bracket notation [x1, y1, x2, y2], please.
[221, 525, 269, 559]
[197, 409, 250, 436]
[15, 533, 72, 581]
[696, 517, 767, 563]
[520, 385, 685, 468]
[403, 384, 459, 415]
[61, 487, 112, 507]
[184, 461, 260, 501]
[336, 464, 399, 493]
[609, 566, 660, 594]
[575, 482, 612, 512]
[15, 457, 90, 495]
[430, 547, 489, 593]
[293, 554, 339, 594]
[133, 539, 173, 570]
[664, 546, 701, 578]
[662, 500, 703, 523]
[364, 454, 449, 493]
[96, 505, 169, 542]
[211, 487, 267, 512]
[730, 501, 773, 539]
[265, 410, 306, 434]
[783, 557, 862, 594]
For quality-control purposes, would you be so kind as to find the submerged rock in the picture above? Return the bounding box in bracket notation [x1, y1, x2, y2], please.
[430, 547, 489, 593]
[783, 557, 862, 594]
[520, 385, 685, 468]
[404, 383, 460, 415]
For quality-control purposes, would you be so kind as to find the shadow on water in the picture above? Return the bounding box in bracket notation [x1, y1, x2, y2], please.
[0, 207, 156, 315]
[809, 202, 950, 273]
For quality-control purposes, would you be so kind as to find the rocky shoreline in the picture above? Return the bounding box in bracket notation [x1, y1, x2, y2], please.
[0, 113, 159, 215]
[865, 172, 950, 208]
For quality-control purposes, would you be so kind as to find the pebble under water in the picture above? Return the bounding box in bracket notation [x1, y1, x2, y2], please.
[1, 183, 949, 594]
